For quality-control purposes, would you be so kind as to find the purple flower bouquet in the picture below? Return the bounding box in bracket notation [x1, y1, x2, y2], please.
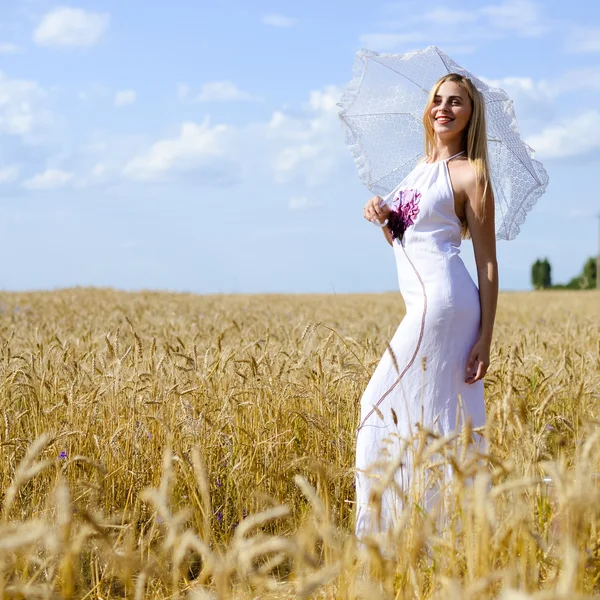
[388, 189, 421, 242]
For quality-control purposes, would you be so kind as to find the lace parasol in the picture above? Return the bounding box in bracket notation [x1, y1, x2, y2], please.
[337, 45, 549, 241]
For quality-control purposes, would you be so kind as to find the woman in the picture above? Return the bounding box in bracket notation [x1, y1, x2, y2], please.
[355, 73, 498, 539]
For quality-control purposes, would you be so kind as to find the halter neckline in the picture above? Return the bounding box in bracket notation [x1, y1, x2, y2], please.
[424, 150, 465, 165]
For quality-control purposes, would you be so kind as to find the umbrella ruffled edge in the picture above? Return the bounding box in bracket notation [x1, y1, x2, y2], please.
[336, 48, 376, 190]
[497, 157, 550, 241]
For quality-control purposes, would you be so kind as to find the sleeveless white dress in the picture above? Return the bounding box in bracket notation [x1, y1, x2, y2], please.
[355, 150, 486, 539]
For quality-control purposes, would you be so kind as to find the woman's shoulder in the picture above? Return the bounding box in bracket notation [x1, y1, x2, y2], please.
[448, 156, 478, 202]
[450, 155, 477, 182]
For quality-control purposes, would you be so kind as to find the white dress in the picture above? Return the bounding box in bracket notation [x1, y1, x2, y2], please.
[354, 150, 486, 539]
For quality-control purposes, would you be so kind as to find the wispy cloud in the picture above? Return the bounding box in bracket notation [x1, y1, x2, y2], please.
[564, 25, 600, 53]
[476, 70, 600, 160]
[123, 117, 236, 183]
[23, 168, 73, 190]
[0, 71, 51, 137]
[415, 7, 478, 25]
[0, 165, 20, 184]
[114, 90, 137, 108]
[83, 84, 346, 190]
[0, 42, 23, 54]
[484, 67, 600, 100]
[262, 14, 297, 28]
[78, 82, 110, 102]
[269, 85, 347, 188]
[479, 75, 554, 123]
[551, 67, 600, 93]
[568, 208, 598, 219]
[289, 196, 319, 211]
[178, 81, 262, 103]
[361, 0, 551, 51]
[479, 0, 550, 37]
[525, 110, 600, 159]
[33, 7, 110, 48]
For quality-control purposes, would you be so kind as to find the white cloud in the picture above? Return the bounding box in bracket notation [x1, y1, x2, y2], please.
[117, 83, 347, 189]
[479, 75, 555, 124]
[262, 14, 297, 28]
[479, 0, 550, 37]
[289, 196, 318, 211]
[78, 82, 110, 102]
[91, 163, 107, 177]
[0, 71, 50, 136]
[361, 0, 550, 51]
[525, 111, 600, 159]
[123, 118, 233, 181]
[61, 69, 600, 198]
[71, 161, 111, 189]
[114, 89, 136, 107]
[24, 168, 73, 190]
[551, 67, 600, 93]
[0, 43, 22, 54]
[308, 88, 339, 112]
[270, 85, 348, 187]
[565, 26, 600, 53]
[479, 68, 600, 129]
[186, 81, 262, 103]
[276, 145, 321, 182]
[482, 76, 551, 96]
[33, 7, 110, 48]
[0, 166, 20, 183]
[419, 8, 478, 25]
[484, 68, 600, 100]
[568, 208, 596, 219]
[468, 71, 600, 160]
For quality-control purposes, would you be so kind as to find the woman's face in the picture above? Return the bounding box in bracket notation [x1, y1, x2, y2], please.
[429, 80, 472, 137]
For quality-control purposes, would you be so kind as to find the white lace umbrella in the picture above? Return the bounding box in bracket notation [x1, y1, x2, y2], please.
[337, 45, 549, 240]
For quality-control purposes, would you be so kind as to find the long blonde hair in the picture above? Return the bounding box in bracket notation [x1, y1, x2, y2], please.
[422, 73, 492, 238]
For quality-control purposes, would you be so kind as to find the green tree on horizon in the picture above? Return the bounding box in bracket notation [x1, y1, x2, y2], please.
[531, 258, 552, 290]
[566, 257, 597, 289]
[533, 256, 597, 290]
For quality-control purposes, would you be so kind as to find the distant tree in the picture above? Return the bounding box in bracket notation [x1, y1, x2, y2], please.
[581, 257, 597, 289]
[556, 257, 597, 290]
[531, 258, 552, 290]
[531, 260, 542, 289]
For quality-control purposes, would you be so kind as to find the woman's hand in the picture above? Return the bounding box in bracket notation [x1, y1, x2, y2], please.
[465, 337, 490, 384]
[363, 196, 391, 225]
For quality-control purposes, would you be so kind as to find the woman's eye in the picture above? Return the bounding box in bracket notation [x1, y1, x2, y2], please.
[433, 99, 461, 106]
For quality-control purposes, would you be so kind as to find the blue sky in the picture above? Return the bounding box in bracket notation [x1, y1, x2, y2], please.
[0, 0, 598, 293]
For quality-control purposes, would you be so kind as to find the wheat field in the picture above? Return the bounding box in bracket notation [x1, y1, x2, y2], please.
[0, 287, 599, 599]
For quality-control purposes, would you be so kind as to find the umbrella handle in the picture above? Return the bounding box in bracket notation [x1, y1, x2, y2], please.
[372, 197, 389, 227]
[372, 218, 389, 228]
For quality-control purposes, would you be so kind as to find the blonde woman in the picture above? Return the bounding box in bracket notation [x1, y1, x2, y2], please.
[355, 73, 498, 539]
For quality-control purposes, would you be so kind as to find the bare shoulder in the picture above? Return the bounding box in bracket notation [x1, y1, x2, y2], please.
[448, 156, 476, 192]
[447, 156, 477, 209]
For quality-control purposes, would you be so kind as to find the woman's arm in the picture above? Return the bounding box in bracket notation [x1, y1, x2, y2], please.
[464, 175, 498, 384]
